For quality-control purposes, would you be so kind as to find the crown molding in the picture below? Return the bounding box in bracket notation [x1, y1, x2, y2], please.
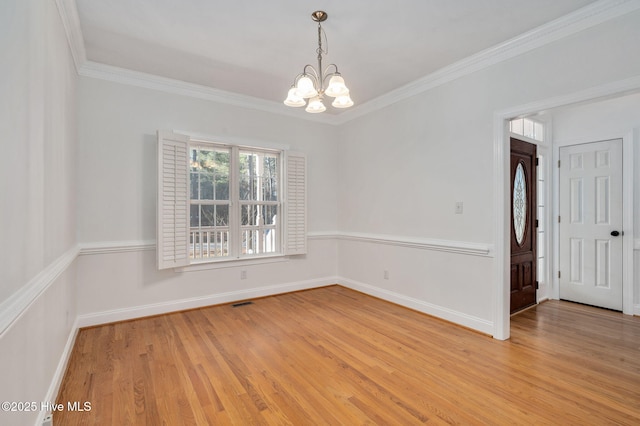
[495, 74, 640, 119]
[54, 0, 87, 72]
[59, 0, 639, 125]
[332, 0, 640, 124]
[78, 61, 336, 125]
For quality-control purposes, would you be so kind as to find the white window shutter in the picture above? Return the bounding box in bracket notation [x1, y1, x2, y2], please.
[157, 130, 190, 269]
[284, 151, 307, 255]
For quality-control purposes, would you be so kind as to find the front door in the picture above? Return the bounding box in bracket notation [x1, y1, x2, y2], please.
[559, 139, 623, 311]
[510, 138, 537, 314]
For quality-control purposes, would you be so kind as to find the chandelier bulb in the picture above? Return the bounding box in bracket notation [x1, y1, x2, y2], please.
[332, 94, 354, 109]
[325, 75, 349, 98]
[295, 76, 318, 99]
[284, 87, 305, 107]
[305, 96, 326, 113]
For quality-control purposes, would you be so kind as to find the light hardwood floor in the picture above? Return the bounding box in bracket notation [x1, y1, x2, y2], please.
[55, 285, 640, 425]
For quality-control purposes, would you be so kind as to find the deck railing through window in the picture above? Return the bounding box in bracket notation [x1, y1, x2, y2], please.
[241, 226, 277, 255]
[190, 229, 230, 259]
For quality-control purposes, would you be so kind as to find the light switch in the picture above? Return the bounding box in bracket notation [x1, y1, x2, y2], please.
[455, 202, 464, 214]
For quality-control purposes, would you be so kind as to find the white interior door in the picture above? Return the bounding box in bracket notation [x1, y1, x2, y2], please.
[559, 139, 623, 310]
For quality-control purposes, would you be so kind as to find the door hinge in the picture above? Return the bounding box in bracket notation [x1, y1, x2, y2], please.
[535, 281, 539, 290]
[558, 216, 561, 223]
[558, 160, 561, 168]
[536, 157, 539, 166]
[535, 219, 539, 228]
[558, 271, 561, 279]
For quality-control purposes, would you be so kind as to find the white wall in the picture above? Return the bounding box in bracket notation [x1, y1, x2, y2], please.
[336, 9, 640, 332]
[0, 1, 78, 425]
[75, 77, 340, 322]
[3, 5, 640, 424]
[74, 9, 640, 334]
[551, 92, 640, 310]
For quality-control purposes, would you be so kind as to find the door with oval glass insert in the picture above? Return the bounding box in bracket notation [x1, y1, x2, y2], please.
[510, 138, 537, 313]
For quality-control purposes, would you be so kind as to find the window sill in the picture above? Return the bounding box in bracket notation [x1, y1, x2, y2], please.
[175, 254, 288, 272]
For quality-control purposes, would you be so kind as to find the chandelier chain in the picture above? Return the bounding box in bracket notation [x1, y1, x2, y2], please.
[317, 23, 328, 56]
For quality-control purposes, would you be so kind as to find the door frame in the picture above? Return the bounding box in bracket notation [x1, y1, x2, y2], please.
[492, 76, 639, 340]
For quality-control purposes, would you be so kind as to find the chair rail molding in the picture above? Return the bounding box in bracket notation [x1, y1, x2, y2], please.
[78, 240, 156, 255]
[336, 232, 493, 257]
[0, 245, 80, 337]
[77, 233, 492, 257]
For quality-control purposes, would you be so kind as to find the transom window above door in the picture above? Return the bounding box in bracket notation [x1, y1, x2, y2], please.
[510, 117, 544, 142]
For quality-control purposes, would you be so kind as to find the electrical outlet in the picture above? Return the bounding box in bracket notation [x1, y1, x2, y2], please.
[383, 270, 389, 280]
[455, 201, 464, 214]
[240, 270, 247, 280]
[42, 414, 53, 426]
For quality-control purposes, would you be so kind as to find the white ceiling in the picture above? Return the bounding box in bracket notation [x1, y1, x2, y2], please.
[75, 0, 600, 112]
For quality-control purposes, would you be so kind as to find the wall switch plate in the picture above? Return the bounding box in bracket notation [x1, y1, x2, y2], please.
[455, 201, 464, 214]
[383, 270, 389, 280]
[240, 270, 247, 280]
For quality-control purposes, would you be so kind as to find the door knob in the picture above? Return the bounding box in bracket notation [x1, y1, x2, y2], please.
[610, 230, 620, 237]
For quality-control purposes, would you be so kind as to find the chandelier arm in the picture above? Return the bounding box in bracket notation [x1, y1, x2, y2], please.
[302, 64, 320, 80]
[321, 64, 340, 86]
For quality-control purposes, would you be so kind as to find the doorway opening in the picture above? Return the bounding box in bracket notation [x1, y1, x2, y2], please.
[493, 81, 639, 341]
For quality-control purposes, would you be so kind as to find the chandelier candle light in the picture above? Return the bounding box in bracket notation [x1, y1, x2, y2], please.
[284, 10, 354, 113]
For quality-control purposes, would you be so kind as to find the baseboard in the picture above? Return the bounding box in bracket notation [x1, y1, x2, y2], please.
[37, 317, 80, 425]
[76, 277, 340, 328]
[338, 278, 494, 336]
[634, 304, 640, 316]
[76, 275, 495, 334]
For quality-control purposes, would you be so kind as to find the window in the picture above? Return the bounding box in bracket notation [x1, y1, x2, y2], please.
[189, 144, 231, 259]
[157, 131, 306, 269]
[239, 149, 280, 256]
[509, 117, 544, 142]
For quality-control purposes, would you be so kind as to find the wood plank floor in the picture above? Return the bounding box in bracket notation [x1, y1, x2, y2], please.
[55, 285, 640, 425]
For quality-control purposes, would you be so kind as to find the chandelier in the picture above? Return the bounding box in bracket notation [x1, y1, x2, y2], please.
[283, 11, 354, 113]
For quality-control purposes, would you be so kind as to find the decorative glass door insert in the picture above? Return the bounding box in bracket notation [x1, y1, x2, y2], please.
[513, 162, 527, 245]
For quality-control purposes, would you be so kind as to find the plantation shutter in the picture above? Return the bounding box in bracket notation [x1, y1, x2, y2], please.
[157, 130, 190, 269]
[284, 151, 307, 255]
